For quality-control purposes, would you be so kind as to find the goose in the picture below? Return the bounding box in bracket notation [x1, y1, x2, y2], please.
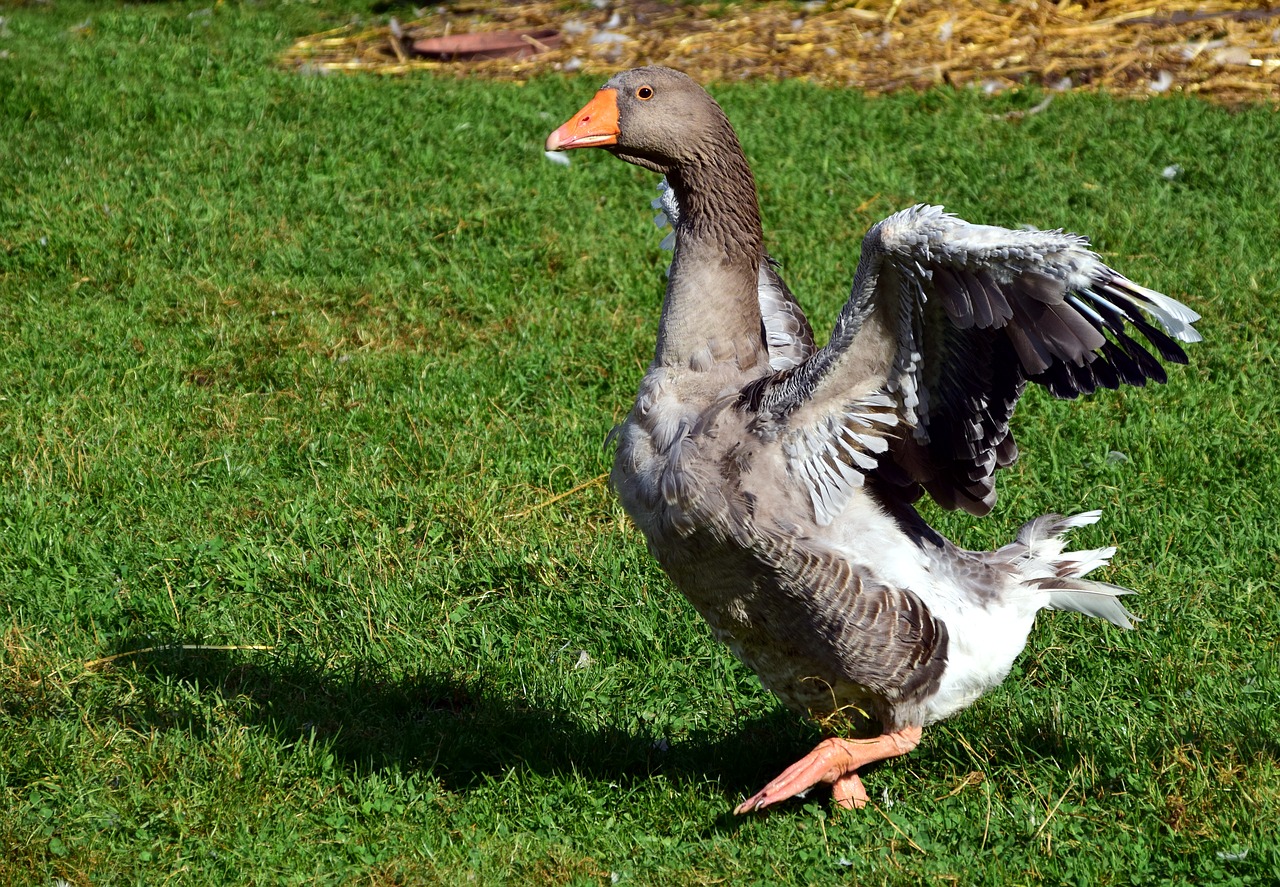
[545, 66, 1201, 813]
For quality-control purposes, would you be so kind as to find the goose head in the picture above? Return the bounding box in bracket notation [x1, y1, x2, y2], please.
[546, 66, 768, 365]
[546, 66, 740, 176]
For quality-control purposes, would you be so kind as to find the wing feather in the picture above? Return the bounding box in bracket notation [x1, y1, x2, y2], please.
[780, 394, 900, 525]
[750, 204, 1201, 520]
[750, 531, 952, 711]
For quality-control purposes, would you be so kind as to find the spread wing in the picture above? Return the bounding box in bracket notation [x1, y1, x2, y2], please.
[653, 179, 815, 371]
[748, 204, 1202, 524]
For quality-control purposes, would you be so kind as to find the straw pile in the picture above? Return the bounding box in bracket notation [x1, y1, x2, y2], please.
[281, 1, 1280, 104]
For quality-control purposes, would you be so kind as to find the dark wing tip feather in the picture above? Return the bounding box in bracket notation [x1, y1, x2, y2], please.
[887, 233, 1198, 512]
[768, 205, 1200, 518]
[1125, 310, 1190, 365]
[1025, 269, 1197, 400]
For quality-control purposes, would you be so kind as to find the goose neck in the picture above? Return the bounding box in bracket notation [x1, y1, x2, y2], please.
[655, 153, 767, 373]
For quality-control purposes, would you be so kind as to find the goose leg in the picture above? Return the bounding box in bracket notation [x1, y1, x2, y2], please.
[734, 726, 922, 814]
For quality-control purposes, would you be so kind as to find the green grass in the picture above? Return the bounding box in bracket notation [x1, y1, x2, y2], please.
[2, 2, 1279, 884]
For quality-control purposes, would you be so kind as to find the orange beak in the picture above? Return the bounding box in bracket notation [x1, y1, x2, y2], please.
[545, 89, 620, 151]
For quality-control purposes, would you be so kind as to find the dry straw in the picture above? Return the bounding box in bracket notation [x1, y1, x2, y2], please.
[281, 1, 1280, 104]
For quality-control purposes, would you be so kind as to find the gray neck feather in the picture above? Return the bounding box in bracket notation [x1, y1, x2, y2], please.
[653, 128, 767, 372]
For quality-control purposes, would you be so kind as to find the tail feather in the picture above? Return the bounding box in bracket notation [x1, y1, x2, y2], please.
[1002, 510, 1139, 630]
[1035, 578, 1139, 629]
[1012, 510, 1101, 552]
[1051, 545, 1117, 578]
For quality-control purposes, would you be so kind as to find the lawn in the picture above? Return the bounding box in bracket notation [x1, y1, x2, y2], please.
[1, 2, 1278, 884]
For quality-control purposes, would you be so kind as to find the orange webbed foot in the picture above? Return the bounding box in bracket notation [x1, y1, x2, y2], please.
[734, 727, 922, 814]
[831, 770, 870, 810]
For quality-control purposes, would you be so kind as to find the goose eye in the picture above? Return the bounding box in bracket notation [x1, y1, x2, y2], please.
[636, 86, 654, 101]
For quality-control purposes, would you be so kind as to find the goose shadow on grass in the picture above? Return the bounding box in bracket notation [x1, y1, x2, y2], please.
[112, 643, 1224, 819]
[128, 645, 817, 813]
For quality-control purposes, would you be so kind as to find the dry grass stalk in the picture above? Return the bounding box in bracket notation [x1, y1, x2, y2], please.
[280, 0, 1279, 104]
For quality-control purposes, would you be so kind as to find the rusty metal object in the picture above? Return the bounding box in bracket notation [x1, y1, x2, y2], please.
[411, 29, 562, 61]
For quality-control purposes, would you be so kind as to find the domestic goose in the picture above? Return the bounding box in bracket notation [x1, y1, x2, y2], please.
[545, 67, 1201, 813]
